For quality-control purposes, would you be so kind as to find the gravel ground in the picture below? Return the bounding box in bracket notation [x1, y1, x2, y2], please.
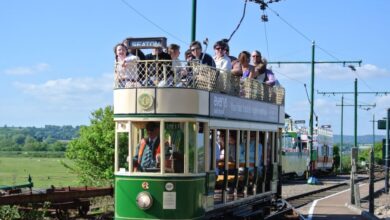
[282, 174, 390, 219]
[361, 190, 390, 219]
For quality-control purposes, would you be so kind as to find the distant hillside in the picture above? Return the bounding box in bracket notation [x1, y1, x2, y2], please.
[333, 135, 386, 145]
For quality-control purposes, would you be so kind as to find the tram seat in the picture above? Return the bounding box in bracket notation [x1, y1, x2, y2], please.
[164, 152, 184, 173]
[216, 174, 236, 183]
[216, 161, 260, 185]
[217, 161, 256, 170]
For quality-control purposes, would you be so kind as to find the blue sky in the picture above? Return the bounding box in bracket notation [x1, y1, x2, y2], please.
[1, 0, 389, 136]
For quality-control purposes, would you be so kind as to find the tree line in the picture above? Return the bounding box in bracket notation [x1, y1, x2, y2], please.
[0, 125, 81, 152]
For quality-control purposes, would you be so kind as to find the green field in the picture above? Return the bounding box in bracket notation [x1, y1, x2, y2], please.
[0, 157, 81, 188]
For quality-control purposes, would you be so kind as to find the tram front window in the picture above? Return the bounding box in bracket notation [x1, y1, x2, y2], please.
[133, 122, 162, 172]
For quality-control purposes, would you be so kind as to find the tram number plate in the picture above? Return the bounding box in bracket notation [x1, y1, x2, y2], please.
[163, 192, 176, 209]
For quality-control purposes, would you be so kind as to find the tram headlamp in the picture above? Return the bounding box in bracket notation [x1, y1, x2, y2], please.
[136, 191, 153, 210]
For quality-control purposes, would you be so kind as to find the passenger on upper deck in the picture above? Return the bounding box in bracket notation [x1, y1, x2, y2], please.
[213, 40, 232, 72]
[232, 51, 255, 79]
[144, 47, 172, 86]
[261, 58, 279, 86]
[114, 43, 140, 88]
[133, 122, 161, 172]
[251, 50, 278, 86]
[189, 41, 216, 67]
[145, 47, 171, 60]
[221, 39, 237, 62]
[168, 43, 187, 83]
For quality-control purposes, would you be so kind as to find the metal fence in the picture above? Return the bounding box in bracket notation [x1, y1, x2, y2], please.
[114, 60, 285, 105]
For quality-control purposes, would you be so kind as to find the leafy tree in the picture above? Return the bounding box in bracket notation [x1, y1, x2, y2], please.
[65, 106, 115, 186]
[12, 134, 26, 145]
[47, 141, 67, 152]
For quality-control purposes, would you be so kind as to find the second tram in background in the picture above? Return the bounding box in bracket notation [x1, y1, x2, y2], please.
[282, 117, 334, 178]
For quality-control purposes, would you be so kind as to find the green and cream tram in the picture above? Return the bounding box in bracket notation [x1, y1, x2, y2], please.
[113, 37, 285, 219]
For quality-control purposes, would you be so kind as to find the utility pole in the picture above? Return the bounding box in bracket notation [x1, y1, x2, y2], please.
[309, 41, 315, 180]
[191, 0, 197, 42]
[336, 96, 375, 173]
[335, 101, 375, 205]
[319, 81, 388, 204]
[369, 115, 375, 213]
[318, 79, 387, 164]
[268, 44, 361, 184]
[340, 95, 344, 172]
[386, 109, 390, 193]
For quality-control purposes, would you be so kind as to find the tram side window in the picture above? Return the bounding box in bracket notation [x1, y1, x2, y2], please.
[118, 132, 129, 171]
[187, 122, 204, 173]
[196, 123, 205, 173]
[164, 122, 185, 173]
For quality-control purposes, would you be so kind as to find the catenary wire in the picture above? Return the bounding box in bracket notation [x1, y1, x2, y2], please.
[120, 0, 188, 45]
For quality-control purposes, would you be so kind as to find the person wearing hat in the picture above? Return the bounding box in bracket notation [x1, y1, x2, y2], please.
[133, 122, 161, 171]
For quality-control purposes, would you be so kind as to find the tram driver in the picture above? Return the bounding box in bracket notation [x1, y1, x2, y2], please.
[133, 122, 161, 172]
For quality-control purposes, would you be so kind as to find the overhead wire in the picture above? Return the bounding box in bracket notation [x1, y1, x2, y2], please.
[265, 4, 374, 92]
[120, 0, 188, 45]
[262, 12, 271, 59]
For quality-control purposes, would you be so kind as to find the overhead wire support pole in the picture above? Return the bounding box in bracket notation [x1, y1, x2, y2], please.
[318, 80, 388, 204]
[369, 114, 375, 213]
[267, 47, 361, 184]
[191, 0, 197, 42]
[309, 41, 315, 179]
[340, 95, 344, 173]
[386, 108, 390, 193]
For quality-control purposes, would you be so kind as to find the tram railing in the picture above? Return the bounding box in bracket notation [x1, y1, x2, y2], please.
[114, 60, 285, 105]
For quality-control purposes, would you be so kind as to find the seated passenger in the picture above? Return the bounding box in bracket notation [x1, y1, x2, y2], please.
[144, 47, 172, 86]
[251, 50, 279, 86]
[133, 122, 161, 172]
[261, 58, 280, 87]
[232, 51, 255, 79]
[114, 43, 140, 88]
[168, 43, 188, 86]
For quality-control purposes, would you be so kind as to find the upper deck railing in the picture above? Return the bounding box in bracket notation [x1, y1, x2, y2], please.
[114, 60, 285, 105]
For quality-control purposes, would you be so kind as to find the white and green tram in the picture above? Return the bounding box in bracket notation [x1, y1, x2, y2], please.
[113, 37, 286, 219]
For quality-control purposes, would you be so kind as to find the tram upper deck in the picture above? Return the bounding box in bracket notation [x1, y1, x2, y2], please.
[114, 53, 285, 125]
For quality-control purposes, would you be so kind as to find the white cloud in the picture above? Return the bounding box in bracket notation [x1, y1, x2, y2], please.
[13, 73, 113, 105]
[4, 63, 50, 75]
[373, 95, 390, 115]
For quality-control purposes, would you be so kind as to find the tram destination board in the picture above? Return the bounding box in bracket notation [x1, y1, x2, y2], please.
[125, 37, 167, 49]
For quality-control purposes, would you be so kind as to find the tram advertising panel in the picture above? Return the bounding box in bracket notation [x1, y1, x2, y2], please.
[210, 93, 281, 123]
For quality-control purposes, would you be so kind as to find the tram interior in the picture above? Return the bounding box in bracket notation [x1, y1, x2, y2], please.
[116, 120, 278, 201]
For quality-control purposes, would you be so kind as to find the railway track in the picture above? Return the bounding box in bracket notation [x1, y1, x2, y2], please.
[285, 169, 385, 209]
[285, 182, 350, 208]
